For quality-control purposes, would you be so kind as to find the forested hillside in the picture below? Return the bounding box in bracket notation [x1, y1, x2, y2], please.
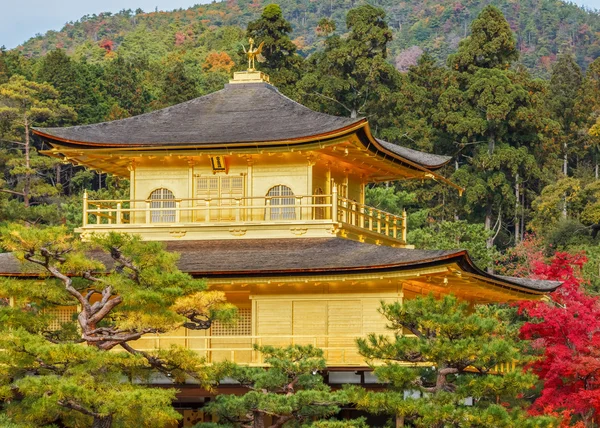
[14, 0, 600, 76]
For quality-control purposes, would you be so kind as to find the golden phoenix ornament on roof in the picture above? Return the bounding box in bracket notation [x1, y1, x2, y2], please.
[243, 38, 265, 71]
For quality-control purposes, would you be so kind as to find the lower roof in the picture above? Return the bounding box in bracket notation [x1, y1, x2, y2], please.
[0, 238, 559, 294]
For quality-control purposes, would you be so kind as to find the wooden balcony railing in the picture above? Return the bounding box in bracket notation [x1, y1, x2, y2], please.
[81, 187, 408, 243]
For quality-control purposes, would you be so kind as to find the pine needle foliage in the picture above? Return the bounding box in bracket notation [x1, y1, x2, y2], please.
[0, 225, 237, 427]
[352, 295, 557, 427]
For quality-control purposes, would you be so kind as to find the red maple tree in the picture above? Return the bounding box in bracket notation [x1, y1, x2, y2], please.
[520, 252, 600, 427]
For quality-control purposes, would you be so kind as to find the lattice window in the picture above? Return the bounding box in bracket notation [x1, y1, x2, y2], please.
[211, 308, 251, 336]
[267, 185, 295, 220]
[196, 175, 245, 221]
[45, 306, 78, 330]
[149, 188, 176, 223]
[197, 177, 219, 199]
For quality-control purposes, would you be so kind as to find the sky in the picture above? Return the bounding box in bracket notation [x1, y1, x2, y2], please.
[0, 0, 212, 49]
[1, 0, 600, 50]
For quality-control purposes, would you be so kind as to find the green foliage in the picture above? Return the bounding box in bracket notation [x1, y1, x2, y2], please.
[353, 296, 555, 427]
[0, 330, 180, 427]
[0, 75, 76, 212]
[200, 345, 345, 427]
[448, 6, 518, 72]
[0, 227, 236, 426]
[297, 4, 397, 119]
[408, 220, 498, 269]
[246, 4, 303, 93]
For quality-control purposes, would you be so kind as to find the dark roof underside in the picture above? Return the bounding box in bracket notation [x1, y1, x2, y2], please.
[35, 83, 360, 146]
[0, 238, 559, 293]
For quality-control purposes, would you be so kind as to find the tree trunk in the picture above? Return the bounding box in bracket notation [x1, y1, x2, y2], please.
[514, 173, 520, 244]
[488, 134, 495, 156]
[395, 414, 405, 428]
[92, 415, 113, 428]
[253, 411, 265, 428]
[485, 203, 495, 273]
[24, 115, 31, 208]
[56, 163, 61, 188]
[563, 142, 568, 219]
[485, 203, 493, 249]
[521, 188, 526, 243]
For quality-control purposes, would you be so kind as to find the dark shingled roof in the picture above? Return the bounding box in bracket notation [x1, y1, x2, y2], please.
[34, 82, 453, 171]
[376, 139, 452, 169]
[34, 83, 360, 146]
[0, 238, 560, 293]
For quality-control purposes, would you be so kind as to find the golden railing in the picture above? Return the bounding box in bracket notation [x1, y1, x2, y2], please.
[133, 334, 365, 366]
[81, 188, 408, 243]
[133, 333, 516, 374]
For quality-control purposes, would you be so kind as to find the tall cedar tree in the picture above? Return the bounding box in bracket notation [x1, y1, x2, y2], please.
[297, 4, 398, 120]
[158, 60, 199, 107]
[36, 49, 108, 124]
[579, 57, 600, 179]
[0, 227, 237, 427]
[246, 4, 303, 93]
[440, 6, 549, 254]
[519, 252, 600, 428]
[198, 345, 344, 428]
[549, 54, 583, 180]
[102, 56, 152, 118]
[353, 295, 555, 427]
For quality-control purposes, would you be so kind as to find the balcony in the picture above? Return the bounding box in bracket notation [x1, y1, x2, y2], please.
[78, 188, 408, 246]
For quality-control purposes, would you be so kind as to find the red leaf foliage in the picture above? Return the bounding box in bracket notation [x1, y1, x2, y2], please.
[519, 252, 600, 425]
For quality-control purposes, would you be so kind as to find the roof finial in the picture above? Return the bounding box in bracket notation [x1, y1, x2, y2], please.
[242, 38, 265, 72]
[230, 39, 270, 84]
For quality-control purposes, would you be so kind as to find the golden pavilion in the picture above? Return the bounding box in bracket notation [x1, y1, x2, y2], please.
[0, 71, 558, 410]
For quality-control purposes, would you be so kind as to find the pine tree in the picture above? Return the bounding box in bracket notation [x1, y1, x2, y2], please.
[0, 227, 237, 427]
[0, 75, 76, 208]
[199, 345, 344, 428]
[352, 295, 556, 427]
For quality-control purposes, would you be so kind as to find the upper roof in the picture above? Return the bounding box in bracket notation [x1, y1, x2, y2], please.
[33, 81, 451, 171]
[0, 238, 560, 295]
[35, 83, 360, 147]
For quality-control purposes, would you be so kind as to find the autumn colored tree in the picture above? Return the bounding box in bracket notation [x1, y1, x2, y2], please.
[203, 51, 235, 74]
[0, 227, 236, 427]
[519, 252, 600, 427]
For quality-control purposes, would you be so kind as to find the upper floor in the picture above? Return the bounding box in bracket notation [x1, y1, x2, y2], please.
[79, 151, 409, 245]
[34, 71, 458, 245]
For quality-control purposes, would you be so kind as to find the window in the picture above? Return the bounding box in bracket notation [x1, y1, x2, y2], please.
[211, 308, 251, 336]
[267, 185, 295, 220]
[149, 188, 176, 223]
[196, 175, 245, 221]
